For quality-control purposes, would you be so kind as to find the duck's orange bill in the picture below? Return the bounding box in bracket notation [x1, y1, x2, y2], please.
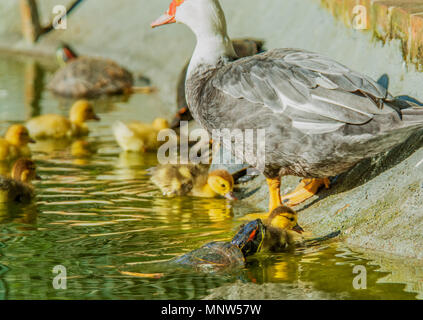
[151, 13, 175, 28]
[151, 0, 185, 28]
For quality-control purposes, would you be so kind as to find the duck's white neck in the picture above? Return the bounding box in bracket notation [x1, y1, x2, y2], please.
[188, 32, 236, 76]
[182, 1, 237, 76]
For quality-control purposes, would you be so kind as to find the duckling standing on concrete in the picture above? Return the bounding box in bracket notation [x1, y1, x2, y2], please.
[113, 118, 170, 152]
[0, 159, 40, 204]
[0, 125, 35, 161]
[26, 100, 100, 139]
[149, 164, 236, 200]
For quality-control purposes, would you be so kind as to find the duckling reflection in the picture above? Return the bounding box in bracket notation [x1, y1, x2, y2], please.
[26, 100, 100, 139]
[0, 159, 40, 204]
[0, 203, 38, 231]
[113, 151, 158, 180]
[71, 139, 96, 165]
[151, 195, 233, 227]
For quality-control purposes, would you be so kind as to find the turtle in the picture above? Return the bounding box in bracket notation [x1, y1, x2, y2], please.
[172, 219, 265, 272]
[48, 44, 146, 99]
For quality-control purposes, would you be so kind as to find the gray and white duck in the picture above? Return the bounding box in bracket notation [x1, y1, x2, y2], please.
[152, 0, 423, 215]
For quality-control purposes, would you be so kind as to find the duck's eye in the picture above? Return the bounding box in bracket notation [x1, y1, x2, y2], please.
[289, 218, 294, 222]
[221, 184, 226, 188]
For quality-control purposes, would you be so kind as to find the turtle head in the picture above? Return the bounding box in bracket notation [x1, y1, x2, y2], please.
[231, 219, 265, 257]
[69, 100, 100, 124]
[207, 170, 236, 200]
[266, 206, 304, 234]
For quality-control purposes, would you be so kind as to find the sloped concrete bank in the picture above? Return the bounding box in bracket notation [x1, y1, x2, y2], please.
[1, 0, 423, 259]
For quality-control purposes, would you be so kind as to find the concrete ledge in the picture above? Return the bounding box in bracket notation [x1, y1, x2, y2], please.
[319, 0, 423, 70]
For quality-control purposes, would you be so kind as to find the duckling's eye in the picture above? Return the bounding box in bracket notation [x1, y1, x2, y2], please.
[289, 218, 294, 222]
[221, 184, 226, 188]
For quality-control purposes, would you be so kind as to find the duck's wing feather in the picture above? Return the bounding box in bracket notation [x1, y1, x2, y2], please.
[212, 48, 397, 134]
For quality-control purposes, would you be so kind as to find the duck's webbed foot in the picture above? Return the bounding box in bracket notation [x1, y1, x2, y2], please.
[281, 178, 330, 206]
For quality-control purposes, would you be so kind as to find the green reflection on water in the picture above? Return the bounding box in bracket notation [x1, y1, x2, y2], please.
[0, 53, 421, 300]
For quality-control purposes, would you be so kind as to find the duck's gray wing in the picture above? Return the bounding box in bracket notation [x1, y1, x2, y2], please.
[212, 48, 397, 134]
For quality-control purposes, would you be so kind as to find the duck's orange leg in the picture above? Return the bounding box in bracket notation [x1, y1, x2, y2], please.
[281, 178, 330, 207]
[240, 177, 286, 222]
[267, 178, 282, 213]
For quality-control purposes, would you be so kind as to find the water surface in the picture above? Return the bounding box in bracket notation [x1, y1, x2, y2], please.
[0, 53, 421, 300]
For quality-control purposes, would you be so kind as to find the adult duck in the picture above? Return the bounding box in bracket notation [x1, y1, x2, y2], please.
[49, 44, 153, 98]
[152, 0, 423, 214]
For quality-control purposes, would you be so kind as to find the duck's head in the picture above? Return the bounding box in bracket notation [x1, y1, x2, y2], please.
[69, 100, 100, 124]
[207, 169, 236, 200]
[5, 125, 35, 147]
[265, 206, 304, 234]
[11, 159, 40, 183]
[152, 118, 170, 131]
[152, 0, 227, 36]
[56, 43, 78, 66]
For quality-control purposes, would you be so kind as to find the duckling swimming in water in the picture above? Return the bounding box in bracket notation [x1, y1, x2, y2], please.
[113, 118, 170, 152]
[149, 164, 236, 200]
[0, 158, 39, 204]
[26, 100, 100, 139]
[261, 206, 304, 252]
[0, 125, 35, 161]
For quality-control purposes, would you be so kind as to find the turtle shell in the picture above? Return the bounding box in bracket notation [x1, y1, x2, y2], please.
[172, 241, 245, 272]
[48, 57, 134, 98]
[172, 219, 265, 272]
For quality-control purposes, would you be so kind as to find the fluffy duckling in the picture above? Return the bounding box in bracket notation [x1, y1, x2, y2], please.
[0, 159, 39, 204]
[26, 100, 100, 139]
[0, 125, 35, 161]
[150, 164, 236, 200]
[113, 118, 170, 152]
[261, 206, 304, 252]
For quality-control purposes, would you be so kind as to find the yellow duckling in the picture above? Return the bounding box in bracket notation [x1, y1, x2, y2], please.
[0, 124, 35, 161]
[261, 206, 304, 252]
[0, 158, 40, 204]
[150, 164, 237, 200]
[26, 100, 100, 139]
[113, 118, 170, 152]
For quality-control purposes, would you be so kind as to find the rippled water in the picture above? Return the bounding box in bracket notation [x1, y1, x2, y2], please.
[0, 53, 422, 300]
